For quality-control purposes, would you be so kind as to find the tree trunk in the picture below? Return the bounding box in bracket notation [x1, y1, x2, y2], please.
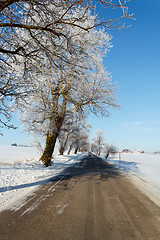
[105, 150, 110, 159]
[40, 96, 67, 166]
[74, 146, 78, 154]
[67, 145, 72, 155]
[59, 144, 65, 155]
[40, 116, 64, 167]
[98, 144, 101, 155]
[39, 133, 58, 167]
[59, 135, 68, 155]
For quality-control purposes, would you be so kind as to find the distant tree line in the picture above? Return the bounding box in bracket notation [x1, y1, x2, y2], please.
[91, 129, 117, 158]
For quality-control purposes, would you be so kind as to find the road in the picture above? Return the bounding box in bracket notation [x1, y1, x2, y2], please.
[0, 155, 160, 240]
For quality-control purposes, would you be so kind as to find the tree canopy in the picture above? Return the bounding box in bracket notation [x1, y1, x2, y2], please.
[0, 0, 133, 165]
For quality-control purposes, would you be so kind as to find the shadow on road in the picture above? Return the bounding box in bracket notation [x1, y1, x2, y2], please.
[51, 155, 121, 182]
[0, 156, 120, 193]
[0, 178, 52, 193]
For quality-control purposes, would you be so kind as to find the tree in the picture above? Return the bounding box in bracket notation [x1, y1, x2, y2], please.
[58, 110, 82, 155]
[0, 0, 133, 130]
[58, 110, 90, 155]
[92, 129, 104, 155]
[3, 1, 134, 166]
[67, 124, 90, 154]
[0, 0, 133, 71]
[78, 132, 90, 153]
[13, 8, 119, 166]
[0, 0, 133, 56]
[103, 143, 118, 159]
[91, 142, 99, 155]
[0, 74, 27, 133]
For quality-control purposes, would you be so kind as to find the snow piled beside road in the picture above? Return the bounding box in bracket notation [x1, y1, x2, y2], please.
[1, 146, 160, 212]
[107, 153, 160, 207]
[0, 145, 85, 212]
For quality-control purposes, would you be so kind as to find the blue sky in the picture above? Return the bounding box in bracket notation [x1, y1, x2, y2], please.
[89, 0, 160, 152]
[1, 0, 160, 152]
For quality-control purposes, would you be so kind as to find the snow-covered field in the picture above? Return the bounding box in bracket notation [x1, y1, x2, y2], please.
[0, 145, 85, 212]
[107, 152, 160, 207]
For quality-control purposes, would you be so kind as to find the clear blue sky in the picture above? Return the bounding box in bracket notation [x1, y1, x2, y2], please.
[89, 0, 160, 152]
[1, 0, 160, 152]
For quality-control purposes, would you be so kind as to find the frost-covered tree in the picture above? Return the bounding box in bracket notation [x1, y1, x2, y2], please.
[78, 132, 90, 153]
[91, 131, 117, 157]
[0, 75, 27, 133]
[58, 110, 82, 155]
[70, 129, 89, 154]
[0, 0, 133, 74]
[92, 129, 104, 155]
[0, 0, 133, 129]
[0, 0, 133, 57]
[91, 142, 99, 155]
[103, 143, 118, 159]
[13, 9, 119, 166]
[66, 118, 90, 155]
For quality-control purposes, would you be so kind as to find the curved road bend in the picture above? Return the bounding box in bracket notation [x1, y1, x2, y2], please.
[0, 155, 160, 240]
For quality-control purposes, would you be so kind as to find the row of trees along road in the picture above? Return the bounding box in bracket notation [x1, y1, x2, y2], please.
[91, 129, 117, 158]
[58, 110, 90, 155]
[0, 0, 133, 166]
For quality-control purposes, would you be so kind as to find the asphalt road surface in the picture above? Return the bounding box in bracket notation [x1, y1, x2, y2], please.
[1, 155, 160, 240]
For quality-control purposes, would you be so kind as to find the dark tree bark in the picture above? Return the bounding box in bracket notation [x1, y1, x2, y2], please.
[59, 144, 65, 155]
[74, 146, 78, 154]
[105, 151, 110, 159]
[39, 132, 58, 167]
[59, 133, 69, 155]
[67, 145, 72, 155]
[40, 97, 67, 166]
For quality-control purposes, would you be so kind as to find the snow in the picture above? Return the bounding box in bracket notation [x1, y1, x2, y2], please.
[56, 203, 69, 215]
[0, 145, 86, 212]
[106, 152, 160, 207]
[1, 146, 160, 212]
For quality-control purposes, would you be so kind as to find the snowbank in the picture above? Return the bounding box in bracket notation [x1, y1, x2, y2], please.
[106, 153, 160, 207]
[0, 145, 86, 212]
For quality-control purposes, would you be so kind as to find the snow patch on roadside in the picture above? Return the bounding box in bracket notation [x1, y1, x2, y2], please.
[105, 153, 160, 207]
[0, 145, 86, 212]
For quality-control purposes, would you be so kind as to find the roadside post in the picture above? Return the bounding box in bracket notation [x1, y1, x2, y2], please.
[119, 151, 121, 165]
